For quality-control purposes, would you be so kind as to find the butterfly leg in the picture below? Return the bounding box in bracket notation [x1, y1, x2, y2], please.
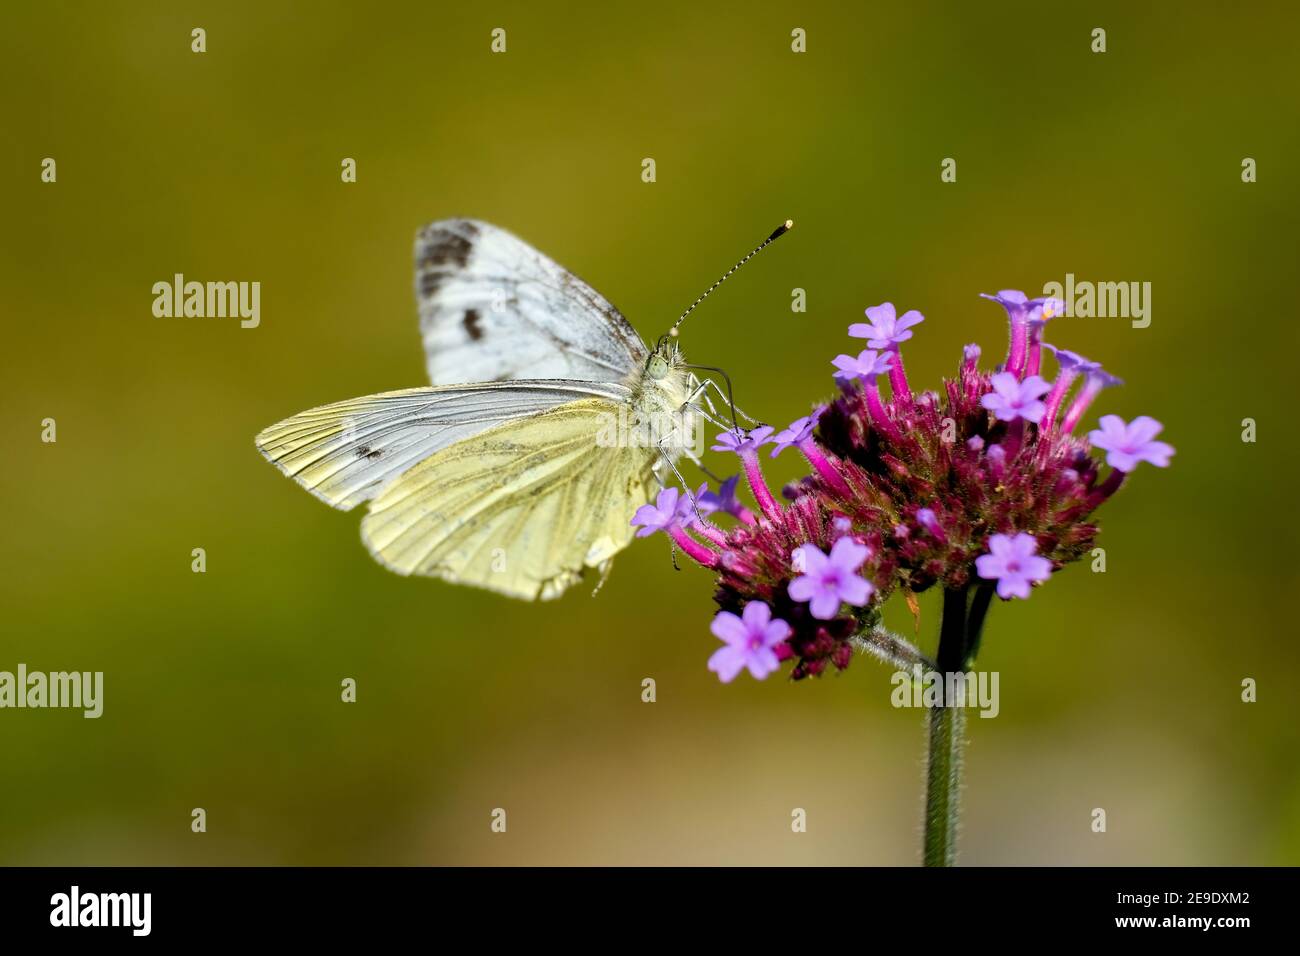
[698, 375, 764, 427]
[681, 363, 762, 434]
[681, 375, 733, 433]
[590, 559, 615, 597]
[655, 434, 710, 526]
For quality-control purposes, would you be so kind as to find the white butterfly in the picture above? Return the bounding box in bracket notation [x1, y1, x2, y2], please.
[256, 218, 789, 600]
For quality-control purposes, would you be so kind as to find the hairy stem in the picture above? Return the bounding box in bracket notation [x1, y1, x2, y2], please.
[923, 689, 966, 867]
[851, 625, 936, 672]
[922, 585, 986, 867]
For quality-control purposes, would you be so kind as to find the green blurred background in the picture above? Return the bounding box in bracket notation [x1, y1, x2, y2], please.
[3, 1, 1297, 865]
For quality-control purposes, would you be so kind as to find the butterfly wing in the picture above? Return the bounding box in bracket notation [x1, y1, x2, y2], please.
[360, 397, 659, 600]
[254, 380, 632, 511]
[414, 219, 648, 386]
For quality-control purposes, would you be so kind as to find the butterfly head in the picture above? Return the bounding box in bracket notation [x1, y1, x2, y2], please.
[647, 335, 685, 381]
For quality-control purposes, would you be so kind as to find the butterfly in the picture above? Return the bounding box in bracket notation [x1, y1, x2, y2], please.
[255, 218, 790, 600]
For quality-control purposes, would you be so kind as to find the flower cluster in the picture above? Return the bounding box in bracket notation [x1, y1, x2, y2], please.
[632, 293, 1174, 681]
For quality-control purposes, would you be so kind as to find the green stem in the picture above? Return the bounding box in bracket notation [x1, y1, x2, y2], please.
[923, 688, 966, 866]
[922, 585, 992, 867]
[965, 583, 995, 662]
[923, 587, 967, 866]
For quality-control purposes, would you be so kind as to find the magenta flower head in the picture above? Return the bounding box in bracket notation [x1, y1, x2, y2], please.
[1088, 415, 1175, 472]
[832, 349, 893, 384]
[652, 281, 1171, 686]
[849, 302, 925, 348]
[708, 602, 792, 682]
[788, 538, 875, 619]
[975, 532, 1052, 600]
[980, 372, 1052, 423]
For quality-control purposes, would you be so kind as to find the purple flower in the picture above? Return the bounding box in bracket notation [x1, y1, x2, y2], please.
[711, 425, 775, 456]
[981, 289, 1058, 320]
[975, 532, 1052, 600]
[1043, 344, 1100, 376]
[916, 508, 944, 537]
[980, 371, 1052, 423]
[1038, 297, 1066, 321]
[849, 302, 925, 349]
[1088, 415, 1175, 472]
[631, 487, 696, 537]
[770, 407, 825, 458]
[832, 349, 893, 384]
[982, 291, 1057, 378]
[707, 601, 791, 682]
[698, 476, 748, 519]
[788, 538, 875, 619]
[1058, 367, 1125, 434]
[980, 289, 1031, 314]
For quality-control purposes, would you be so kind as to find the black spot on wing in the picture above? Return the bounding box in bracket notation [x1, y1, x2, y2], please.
[355, 445, 384, 461]
[463, 308, 484, 341]
[417, 232, 472, 269]
[417, 270, 442, 298]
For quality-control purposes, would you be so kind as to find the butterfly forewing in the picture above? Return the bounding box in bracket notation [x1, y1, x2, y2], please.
[414, 219, 648, 386]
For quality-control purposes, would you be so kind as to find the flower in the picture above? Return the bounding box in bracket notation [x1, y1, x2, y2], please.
[1038, 297, 1066, 320]
[832, 349, 893, 384]
[1057, 367, 1124, 434]
[980, 371, 1051, 423]
[698, 475, 746, 518]
[981, 289, 1032, 311]
[707, 601, 792, 682]
[981, 290, 1059, 378]
[1044, 344, 1100, 376]
[651, 280, 1175, 868]
[711, 425, 775, 456]
[849, 302, 925, 349]
[975, 532, 1053, 599]
[630, 487, 694, 537]
[770, 408, 825, 458]
[642, 281, 1169, 681]
[1088, 415, 1175, 471]
[788, 538, 875, 619]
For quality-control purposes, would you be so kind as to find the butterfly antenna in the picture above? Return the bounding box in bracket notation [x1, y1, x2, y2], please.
[669, 219, 793, 337]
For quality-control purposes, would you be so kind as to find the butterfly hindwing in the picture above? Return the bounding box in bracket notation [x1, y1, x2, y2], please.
[254, 380, 632, 512]
[360, 397, 660, 600]
[414, 219, 648, 386]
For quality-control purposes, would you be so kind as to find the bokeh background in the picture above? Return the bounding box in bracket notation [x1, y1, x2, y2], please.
[3, 1, 1298, 865]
